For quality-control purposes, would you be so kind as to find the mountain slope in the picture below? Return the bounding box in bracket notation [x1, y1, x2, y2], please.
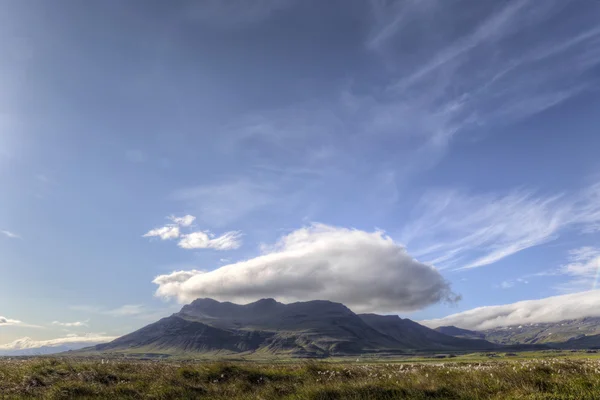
[434, 326, 486, 340]
[359, 315, 497, 351]
[86, 298, 504, 357]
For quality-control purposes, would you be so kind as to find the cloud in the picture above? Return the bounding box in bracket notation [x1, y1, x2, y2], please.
[0, 316, 41, 328]
[421, 290, 600, 331]
[52, 320, 88, 328]
[153, 224, 459, 313]
[550, 247, 600, 292]
[143, 225, 180, 240]
[168, 215, 196, 227]
[1, 230, 21, 239]
[143, 214, 241, 250]
[402, 182, 600, 270]
[363, 0, 600, 156]
[0, 316, 22, 326]
[178, 231, 242, 250]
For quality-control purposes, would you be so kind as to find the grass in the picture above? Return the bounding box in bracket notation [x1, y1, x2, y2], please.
[0, 354, 599, 399]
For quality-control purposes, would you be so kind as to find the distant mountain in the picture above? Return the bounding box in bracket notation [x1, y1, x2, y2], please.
[434, 326, 486, 340]
[0, 337, 113, 356]
[86, 298, 499, 357]
[434, 317, 600, 347]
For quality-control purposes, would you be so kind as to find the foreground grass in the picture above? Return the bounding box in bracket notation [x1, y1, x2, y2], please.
[1, 357, 599, 399]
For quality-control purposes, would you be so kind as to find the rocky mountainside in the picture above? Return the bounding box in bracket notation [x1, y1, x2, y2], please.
[89, 298, 499, 357]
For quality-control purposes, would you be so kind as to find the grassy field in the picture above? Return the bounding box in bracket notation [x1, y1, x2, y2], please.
[1, 354, 600, 399]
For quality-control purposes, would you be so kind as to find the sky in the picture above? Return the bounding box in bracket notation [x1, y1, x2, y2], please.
[2, 0, 600, 348]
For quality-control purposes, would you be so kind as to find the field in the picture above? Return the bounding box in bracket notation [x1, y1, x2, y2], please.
[1, 353, 600, 399]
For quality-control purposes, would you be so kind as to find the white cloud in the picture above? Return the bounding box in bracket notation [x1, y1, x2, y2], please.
[421, 290, 600, 331]
[0, 316, 22, 326]
[402, 183, 600, 270]
[143, 214, 241, 250]
[143, 225, 180, 240]
[1, 230, 21, 239]
[168, 214, 196, 227]
[52, 320, 88, 328]
[0, 334, 116, 355]
[178, 231, 242, 250]
[153, 224, 458, 313]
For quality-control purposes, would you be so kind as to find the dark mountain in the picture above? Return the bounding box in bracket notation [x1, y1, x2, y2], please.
[360, 315, 496, 351]
[551, 333, 600, 350]
[434, 326, 486, 340]
[86, 298, 501, 357]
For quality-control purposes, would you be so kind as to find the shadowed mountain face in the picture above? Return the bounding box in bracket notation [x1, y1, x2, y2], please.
[89, 298, 500, 357]
[359, 315, 495, 351]
[434, 326, 486, 340]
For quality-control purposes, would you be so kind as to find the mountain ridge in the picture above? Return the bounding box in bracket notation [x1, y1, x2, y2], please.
[84, 298, 501, 357]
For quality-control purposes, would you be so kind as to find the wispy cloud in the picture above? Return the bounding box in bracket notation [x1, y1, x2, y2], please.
[51, 320, 88, 328]
[0, 316, 41, 328]
[143, 214, 242, 250]
[363, 0, 600, 157]
[1, 230, 21, 239]
[547, 247, 600, 293]
[402, 182, 600, 270]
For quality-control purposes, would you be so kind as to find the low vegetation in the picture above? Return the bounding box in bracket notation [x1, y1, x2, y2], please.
[1, 355, 600, 399]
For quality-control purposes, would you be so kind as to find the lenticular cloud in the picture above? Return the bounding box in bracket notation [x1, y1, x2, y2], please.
[153, 224, 458, 313]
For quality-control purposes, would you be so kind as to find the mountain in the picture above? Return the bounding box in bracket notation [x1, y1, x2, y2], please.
[553, 333, 600, 350]
[86, 298, 499, 357]
[435, 318, 600, 347]
[359, 316, 495, 351]
[434, 326, 486, 340]
[0, 337, 113, 356]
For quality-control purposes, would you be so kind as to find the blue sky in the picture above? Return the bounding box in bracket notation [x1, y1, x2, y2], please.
[2, 0, 600, 347]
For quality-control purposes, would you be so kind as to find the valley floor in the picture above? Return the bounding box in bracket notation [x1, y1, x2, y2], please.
[1, 354, 600, 399]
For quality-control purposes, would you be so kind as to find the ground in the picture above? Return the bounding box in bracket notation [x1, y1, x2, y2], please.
[1, 352, 600, 399]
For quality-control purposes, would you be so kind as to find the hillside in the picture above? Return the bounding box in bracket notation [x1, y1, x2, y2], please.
[86, 298, 499, 357]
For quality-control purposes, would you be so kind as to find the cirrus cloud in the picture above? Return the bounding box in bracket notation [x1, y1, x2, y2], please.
[153, 223, 458, 313]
